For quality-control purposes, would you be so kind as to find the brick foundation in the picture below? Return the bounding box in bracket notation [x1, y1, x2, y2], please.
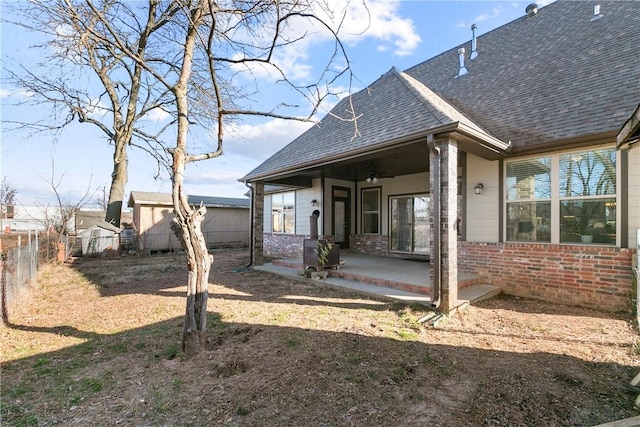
[350, 234, 389, 255]
[264, 234, 334, 259]
[459, 241, 635, 312]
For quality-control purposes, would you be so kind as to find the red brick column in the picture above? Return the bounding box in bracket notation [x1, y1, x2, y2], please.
[430, 137, 459, 313]
[251, 182, 264, 266]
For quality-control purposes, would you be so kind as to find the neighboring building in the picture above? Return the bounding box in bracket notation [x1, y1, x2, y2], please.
[75, 209, 133, 234]
[127, 191, 251, 253]
[241, 1, 640, 312]
[1, 205, 68, 233]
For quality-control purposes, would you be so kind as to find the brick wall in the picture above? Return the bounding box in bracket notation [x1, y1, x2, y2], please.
[264, 234, 334, 259]
[459, 241, 635, 312]
[351, 234, 389, 256]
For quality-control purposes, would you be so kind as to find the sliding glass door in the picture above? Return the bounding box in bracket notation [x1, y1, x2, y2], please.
[390, 195, 430, 254]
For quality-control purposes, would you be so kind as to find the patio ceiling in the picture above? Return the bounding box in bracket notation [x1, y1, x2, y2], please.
[262, 139, 431, 187]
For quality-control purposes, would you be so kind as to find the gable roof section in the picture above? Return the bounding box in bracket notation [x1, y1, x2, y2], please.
[406, 0, 640, 151]
[128, 191, 250, 209]
[243, 0, 640, 182]
[242, 67, 507, 181]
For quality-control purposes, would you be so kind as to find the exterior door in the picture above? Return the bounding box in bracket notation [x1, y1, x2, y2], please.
[390, 194, 430, 254]
[332, 187, 350, 249]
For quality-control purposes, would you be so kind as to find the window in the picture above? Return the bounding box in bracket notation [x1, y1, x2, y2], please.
[505, 147, 616, 245]
[559, 149, 616, 244]
[272, 192, 295, 234]
[361, 188, 380, 234]
[506, 157, 552, 242]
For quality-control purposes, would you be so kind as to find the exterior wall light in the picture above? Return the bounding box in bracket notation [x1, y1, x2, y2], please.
[311, 199, 318, 207]
[474, 183, 484, 195]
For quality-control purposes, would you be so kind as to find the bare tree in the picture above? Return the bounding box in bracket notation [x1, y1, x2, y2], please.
[0, 177, 17, 219]
[35, 160, 97, 241]
[3, 1, 178, 226]
[93, 185, 109, 211]
[6, 0, 358, 355]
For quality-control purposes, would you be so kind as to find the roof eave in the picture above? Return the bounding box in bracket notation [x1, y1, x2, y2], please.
[617, 103, 640, 150]
[241, 122, 511, 183]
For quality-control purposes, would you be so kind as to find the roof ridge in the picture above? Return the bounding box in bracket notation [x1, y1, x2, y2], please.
[392, 68, 501, 142]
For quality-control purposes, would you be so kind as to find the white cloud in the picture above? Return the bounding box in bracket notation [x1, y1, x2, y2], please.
[228, 0, 420, 84]
[474, 5, 505, 23]
[144, 107, 171, 123]
[315, 0, 421, 56]
[224, 118, 314, 161]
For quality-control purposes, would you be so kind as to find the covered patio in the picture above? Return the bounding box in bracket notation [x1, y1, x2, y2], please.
[254, 252, 500, 308]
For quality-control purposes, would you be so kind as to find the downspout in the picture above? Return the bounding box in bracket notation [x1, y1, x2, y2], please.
[244, 181, 254, 268]
[427, 135, 441, 309]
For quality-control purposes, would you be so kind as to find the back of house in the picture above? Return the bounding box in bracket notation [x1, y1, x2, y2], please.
[241, 1, 640, 311]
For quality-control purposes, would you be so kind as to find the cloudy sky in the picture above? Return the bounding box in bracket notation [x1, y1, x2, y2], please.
[1, 0, 553, 208]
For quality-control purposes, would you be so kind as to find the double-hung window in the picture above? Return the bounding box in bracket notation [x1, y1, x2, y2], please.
[272, 192, 295, 234]
[361, 188, 380, 234]
[505, 147, 616, 245]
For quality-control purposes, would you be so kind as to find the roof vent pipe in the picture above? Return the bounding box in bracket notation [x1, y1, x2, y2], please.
[470, 24, 478, 60]
[590, 4, 603, 21]
[526, 3, 538, 17]
[456, 48, 468, 77]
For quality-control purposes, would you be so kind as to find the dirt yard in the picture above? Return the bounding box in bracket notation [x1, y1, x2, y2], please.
[1, 250, 639, 426]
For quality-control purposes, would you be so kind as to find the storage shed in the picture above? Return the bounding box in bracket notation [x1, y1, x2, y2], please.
[79, 221, 121, 256]
[127, 191, 251, 254]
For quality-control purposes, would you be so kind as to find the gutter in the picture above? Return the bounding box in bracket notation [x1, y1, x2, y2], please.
[244, 181, 254, 268]
[426, 135, 441, 309]
[241, 122, 510, 184]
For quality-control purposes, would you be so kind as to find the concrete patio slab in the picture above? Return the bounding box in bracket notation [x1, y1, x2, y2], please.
[254, 253, 500, 309]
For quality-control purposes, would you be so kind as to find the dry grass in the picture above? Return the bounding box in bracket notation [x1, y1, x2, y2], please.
[1, 250, 639, 426]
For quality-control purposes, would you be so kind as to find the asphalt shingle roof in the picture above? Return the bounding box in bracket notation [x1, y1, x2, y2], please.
[406, 0, 640, 149]
[243, 0, 640, 182]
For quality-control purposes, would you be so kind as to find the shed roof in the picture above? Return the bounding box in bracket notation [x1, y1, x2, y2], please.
[128, 191, 250, 209]
[242, 0, 640, 182]
[78, 220, 121, 236]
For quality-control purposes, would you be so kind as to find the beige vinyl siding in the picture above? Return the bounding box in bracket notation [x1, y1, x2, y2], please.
[466, 153, 500, 243]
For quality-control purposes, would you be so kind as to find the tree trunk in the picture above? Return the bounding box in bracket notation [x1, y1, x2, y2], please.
[170, 203, 212, 356]
[104, 139, 128, 227]
[171, 3, 210, 355]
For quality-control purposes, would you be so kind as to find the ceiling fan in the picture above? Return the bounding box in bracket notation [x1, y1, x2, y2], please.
[364, 166, 393, 183]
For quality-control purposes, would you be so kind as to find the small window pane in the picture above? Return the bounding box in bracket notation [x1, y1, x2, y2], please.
[560, 199, 616, 244]
[362, 213, 379, 234]
[362, 189, 379, 211]
[506, 157, 551, 200]
[506, 201, 551, 242]
[272, 192, 295, 234]
[559, 149, 616, 197]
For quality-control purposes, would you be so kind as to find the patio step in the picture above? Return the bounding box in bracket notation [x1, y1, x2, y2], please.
[458, 283, 501, 305]
[268, 258, 501, 306]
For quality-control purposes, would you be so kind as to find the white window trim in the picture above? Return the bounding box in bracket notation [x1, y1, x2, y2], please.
[504, 144, 619, 246]
[361, 187, 381, 235]
[272, 191, 295, 234]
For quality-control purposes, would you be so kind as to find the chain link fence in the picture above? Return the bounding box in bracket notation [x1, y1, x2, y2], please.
[1, 227, 248, 323]
[1, 231, 62, 324]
